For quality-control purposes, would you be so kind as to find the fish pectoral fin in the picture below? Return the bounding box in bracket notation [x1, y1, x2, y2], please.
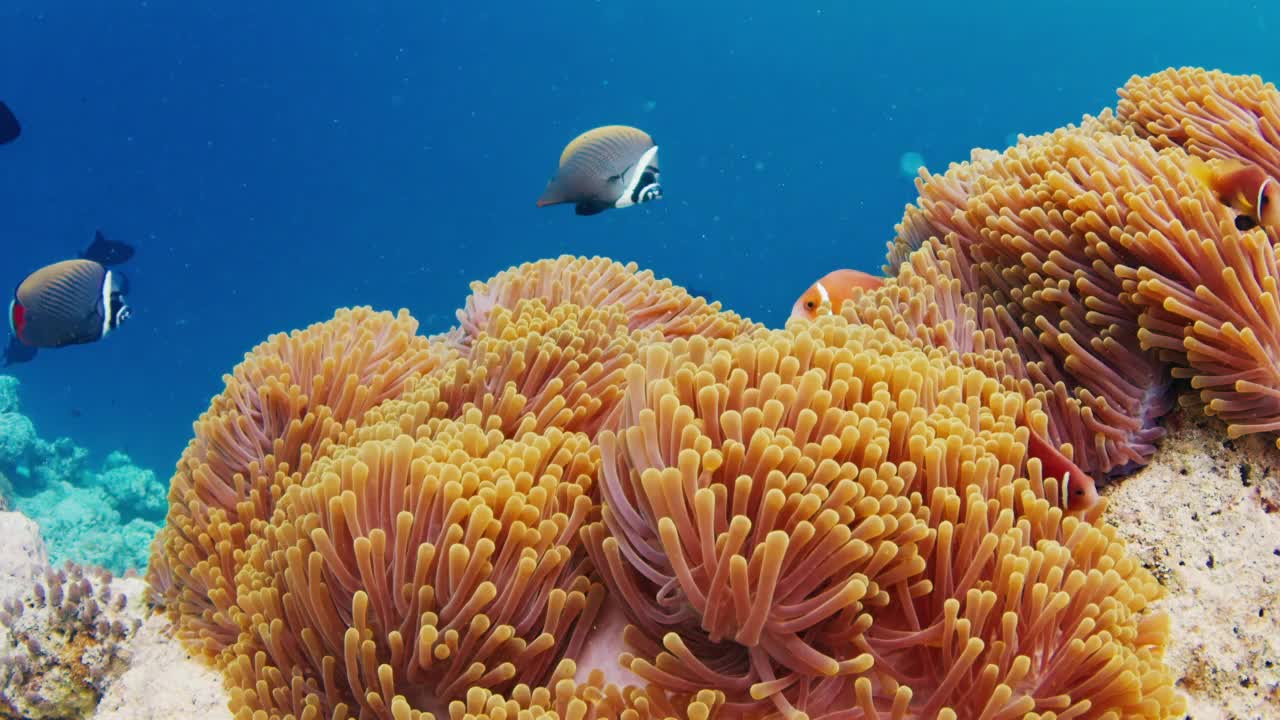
[575, 200, 609, 216]
[607, 161, 636, 184]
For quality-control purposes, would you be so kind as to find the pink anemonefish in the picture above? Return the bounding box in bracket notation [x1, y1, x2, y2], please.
[6, 231, 135, 367]
[1026, 428, 1102, 519]
[790, 269, 885, 321]
[1187, 156, 1280, 234]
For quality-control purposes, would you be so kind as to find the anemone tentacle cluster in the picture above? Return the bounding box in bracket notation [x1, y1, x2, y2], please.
[143, 66, 1280, 719]
[146, 307, 456, 661]
[877, 67, 1280, 485]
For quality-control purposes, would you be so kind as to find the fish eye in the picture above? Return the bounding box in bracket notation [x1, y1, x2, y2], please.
[1236, 214, 1258, 231]
[806, 301, 816, 309]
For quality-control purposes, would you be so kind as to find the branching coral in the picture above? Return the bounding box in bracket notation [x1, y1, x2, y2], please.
[147, 307, 454, 660]
[227, 422, 603, 719]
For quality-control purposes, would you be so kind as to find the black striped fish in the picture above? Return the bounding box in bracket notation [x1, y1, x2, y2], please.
[537, 125, 662, 216]
[5, 231, 135, 366]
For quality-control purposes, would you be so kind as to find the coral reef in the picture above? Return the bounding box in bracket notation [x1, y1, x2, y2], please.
[0, 562, 143, 719]
[11, 64, 1278, 719]
[0, 375, 18, 414]
[0, 411, 36, 470]
[15, 481, 159, 574]
[0, 510, 229, 720]
[90, 451, 167, 520]
[0, 375, 164, 574]
[144, 262, 1185, 717]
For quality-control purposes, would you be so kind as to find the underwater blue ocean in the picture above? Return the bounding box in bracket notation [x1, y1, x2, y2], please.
[1, 0, 1279, 572]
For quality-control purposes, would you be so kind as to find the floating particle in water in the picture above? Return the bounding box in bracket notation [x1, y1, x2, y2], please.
[898, 151, 924, 178]
[754, 160, 765, 171]
[643, 99, 657, 112]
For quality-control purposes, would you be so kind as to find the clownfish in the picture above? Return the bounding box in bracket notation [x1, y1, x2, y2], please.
[1187, 156, 1280, 234]
[790, 268, 885, 321]
[1026, 428, 1101, 518]
[537, 125, 662, 216]
[0, 101, 19, 145]
[5, 231, 135, 367]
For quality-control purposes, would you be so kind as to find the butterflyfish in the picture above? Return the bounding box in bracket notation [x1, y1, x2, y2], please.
[537, 125, 662, 216]
[5, 231, 136, 366]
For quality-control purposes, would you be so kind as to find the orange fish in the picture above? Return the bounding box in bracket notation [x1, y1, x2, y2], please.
[1188, 156, 1280, 234]
[1026, 429, 1101, 518]
[790, 269, 884, 321]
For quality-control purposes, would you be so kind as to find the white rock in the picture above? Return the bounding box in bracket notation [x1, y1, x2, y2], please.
[91, 612, 232, 720]
[0, 510, 47, 610]
[1103, 412, 1280, 718]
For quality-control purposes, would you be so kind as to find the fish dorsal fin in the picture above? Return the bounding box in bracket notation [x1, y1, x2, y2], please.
[1187, 157, 1215, 191]
[81, 230, 135, 267]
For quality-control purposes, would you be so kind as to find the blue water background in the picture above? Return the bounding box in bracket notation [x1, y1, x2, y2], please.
[1, 1, 1277, 476]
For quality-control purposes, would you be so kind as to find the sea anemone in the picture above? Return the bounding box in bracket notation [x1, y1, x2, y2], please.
[227, 422, 602, 719]
[584, 317, 1178, 717]
[1117, 66, 1280, 179]
[355, 299, 656, 444]
[147, 307, 452, 661]
[454, 255, 759, 349]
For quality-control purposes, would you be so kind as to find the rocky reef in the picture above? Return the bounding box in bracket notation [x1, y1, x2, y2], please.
[0, 511, 227, 720]
[1103, 410, 1280, 717]
[0, 375, 165, 574]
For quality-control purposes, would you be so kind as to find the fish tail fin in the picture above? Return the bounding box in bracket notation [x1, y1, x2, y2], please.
[81, 230, 135, 267]
[3, 336, 36, 367]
